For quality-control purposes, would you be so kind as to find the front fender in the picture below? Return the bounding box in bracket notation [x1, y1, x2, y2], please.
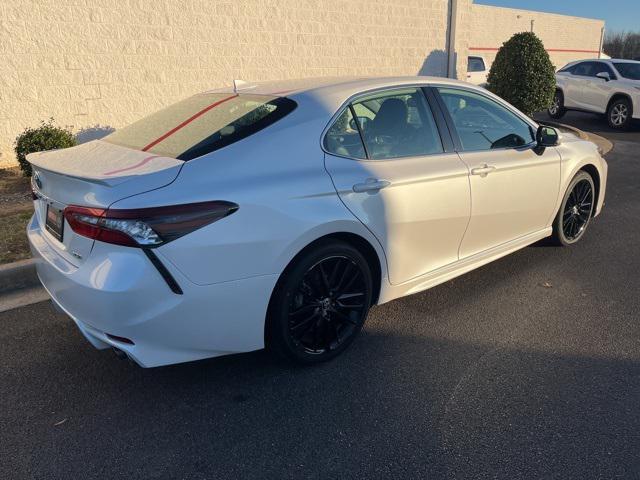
[554, 139, 608, 220]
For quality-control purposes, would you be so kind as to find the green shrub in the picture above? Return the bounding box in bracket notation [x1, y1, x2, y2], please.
[487, 32, 556, 116]
[14, 119, 77, 177]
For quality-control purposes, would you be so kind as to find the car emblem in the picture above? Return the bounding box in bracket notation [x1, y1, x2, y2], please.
[34, 172, 43, 190]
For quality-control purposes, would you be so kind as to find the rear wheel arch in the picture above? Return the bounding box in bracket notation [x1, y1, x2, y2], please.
[271, 232, 383, 308]
[264, 232, 383, 358]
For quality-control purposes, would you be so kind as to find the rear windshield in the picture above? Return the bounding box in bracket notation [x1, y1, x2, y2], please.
[613, 62, 640, 80]
[103, 93, 297, 160]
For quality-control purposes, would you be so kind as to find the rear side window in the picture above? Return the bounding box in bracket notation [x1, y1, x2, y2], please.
[325, 88, 443, 160]
[354, 88, 443, 159]
[104, 94, 296, 160]
[613, 62, 640, 80]
[468, 56, 486, 72]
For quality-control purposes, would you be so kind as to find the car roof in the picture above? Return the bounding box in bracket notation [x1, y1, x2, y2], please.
[204, 76, 484, 112]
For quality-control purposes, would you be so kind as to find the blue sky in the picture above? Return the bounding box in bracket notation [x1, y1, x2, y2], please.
[475, 0, 639, 32]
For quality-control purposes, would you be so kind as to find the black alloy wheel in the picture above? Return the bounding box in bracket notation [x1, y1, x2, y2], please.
[267, 241, 373, 363]
[551, 171, 595, 246]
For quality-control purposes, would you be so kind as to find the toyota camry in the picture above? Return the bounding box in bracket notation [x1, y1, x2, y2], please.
[27, 77, 608, 367]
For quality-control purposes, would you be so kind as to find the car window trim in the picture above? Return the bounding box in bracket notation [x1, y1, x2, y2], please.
[320, 84, 455, 162]
[423, 87, 456, 153]
[348, 104, 370, 160]
[430, 86, 538, 154]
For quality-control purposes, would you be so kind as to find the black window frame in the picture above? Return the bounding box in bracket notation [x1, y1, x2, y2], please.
[322, 86, 456, 161]
[429, 86, 538, 153]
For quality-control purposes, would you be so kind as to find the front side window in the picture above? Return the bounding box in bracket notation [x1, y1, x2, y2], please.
[593, 62, 616, 78]
[104, 93, 296, 160]
[352, 88, 443, 160]
[573, 62, 596, 77]
[437, 88, 534, 151]
[613, 62, 640, 80]
[468, 57, 486, 72]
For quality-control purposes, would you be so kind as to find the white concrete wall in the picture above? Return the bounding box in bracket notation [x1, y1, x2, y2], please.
[0, 0, 603, 167]
[469, 4, 605, 72]
[0, 0, 471, 166]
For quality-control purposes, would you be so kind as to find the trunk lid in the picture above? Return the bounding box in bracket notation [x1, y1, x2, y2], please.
[28, 140, 183, 266]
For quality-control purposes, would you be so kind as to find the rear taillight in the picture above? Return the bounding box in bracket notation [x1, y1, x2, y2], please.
[63, 201, 238, 248]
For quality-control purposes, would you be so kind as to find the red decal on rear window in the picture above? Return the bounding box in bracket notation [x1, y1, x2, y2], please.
[141, 94, 239, 152]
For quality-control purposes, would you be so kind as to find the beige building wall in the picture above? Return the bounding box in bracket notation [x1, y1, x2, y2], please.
[469, 4, 605, 72]
[0, 0, 472, 167]
[0, 1, 603, 167]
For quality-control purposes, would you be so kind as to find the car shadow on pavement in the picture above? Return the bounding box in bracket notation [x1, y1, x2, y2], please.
[2, 309, 639, 479]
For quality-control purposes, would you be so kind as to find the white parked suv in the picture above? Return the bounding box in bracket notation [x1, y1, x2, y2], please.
[549, 59, 640, 129]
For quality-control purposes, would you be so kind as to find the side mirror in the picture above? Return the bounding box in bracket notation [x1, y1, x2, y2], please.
[536, 125, 559, 147]
[596, 71, 611, 82]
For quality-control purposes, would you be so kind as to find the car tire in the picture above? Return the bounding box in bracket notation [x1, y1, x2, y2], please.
[548, 90, 567, 119]
[266, 240, 373, 364]
[550, 171, 595, 246]
[607, 97, 633, 130]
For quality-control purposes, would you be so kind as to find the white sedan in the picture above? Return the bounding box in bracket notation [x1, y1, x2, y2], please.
[27, 77, 608, 367]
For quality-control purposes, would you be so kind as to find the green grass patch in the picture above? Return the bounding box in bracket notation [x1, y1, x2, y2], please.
[0, 211, 33, 264]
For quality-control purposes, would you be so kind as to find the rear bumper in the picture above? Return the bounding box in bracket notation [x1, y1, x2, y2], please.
[27, 215, 278, 367]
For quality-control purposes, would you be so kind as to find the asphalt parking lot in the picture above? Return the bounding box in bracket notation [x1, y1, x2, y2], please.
[1, 113, 639, 479]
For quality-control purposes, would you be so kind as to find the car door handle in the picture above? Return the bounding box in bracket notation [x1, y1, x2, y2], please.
[352, 179, 391, 193]
[470, 164, 496, 177]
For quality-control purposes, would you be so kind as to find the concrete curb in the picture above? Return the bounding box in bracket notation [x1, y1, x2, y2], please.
[539, 120, 614, 156]
[0, 258, 39, 295]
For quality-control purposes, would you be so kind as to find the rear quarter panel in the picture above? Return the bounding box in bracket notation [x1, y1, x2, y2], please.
[109, 99, 388, 287]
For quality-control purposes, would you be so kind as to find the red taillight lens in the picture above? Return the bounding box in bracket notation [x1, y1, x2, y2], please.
[63, 201, 238, 248]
